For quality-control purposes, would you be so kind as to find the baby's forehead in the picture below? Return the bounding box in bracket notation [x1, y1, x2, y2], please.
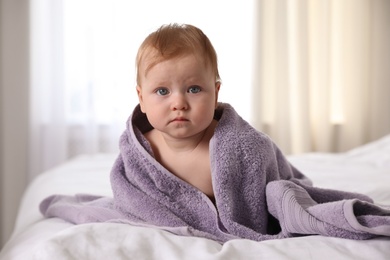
[140, 52, 210, 77]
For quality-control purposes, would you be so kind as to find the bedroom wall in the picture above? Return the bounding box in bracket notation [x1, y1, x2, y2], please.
[370, 0, 390, 139]
[0, 0, 30, 248]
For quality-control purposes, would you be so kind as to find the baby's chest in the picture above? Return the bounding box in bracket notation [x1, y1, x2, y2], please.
[167, 157, 214, 197]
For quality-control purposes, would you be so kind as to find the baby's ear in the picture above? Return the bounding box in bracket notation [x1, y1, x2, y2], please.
[136, 85, 146, 112]
[214, 82, 221, 107]
[215, 82, 221, 91]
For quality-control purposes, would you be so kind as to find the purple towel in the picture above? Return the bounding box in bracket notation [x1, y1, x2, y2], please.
[40, 103, 390, 243]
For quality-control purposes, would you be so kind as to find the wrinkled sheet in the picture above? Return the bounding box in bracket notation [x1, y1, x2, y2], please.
[1, 134, 390, 259]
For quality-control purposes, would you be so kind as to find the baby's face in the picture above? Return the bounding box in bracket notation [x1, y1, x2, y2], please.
[137, 54, 220, 139]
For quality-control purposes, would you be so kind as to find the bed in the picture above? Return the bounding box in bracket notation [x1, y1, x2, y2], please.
[1, 134, 390, 260]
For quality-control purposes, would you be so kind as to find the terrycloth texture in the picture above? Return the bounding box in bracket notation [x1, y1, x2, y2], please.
[40, 103, 390, 243]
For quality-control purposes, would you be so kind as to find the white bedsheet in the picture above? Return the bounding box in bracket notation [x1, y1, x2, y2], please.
[1, 135, 390, 260]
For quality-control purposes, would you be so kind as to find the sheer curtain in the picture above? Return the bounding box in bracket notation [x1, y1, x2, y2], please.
[29, 0, 390, 179]
[29, 0, 255, 180]
[252, 0, 390, 155]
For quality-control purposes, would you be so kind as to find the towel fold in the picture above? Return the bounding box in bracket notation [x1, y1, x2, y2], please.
[40, 103, 390, 243]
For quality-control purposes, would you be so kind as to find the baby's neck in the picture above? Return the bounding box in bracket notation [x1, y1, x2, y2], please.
[160, 130, 208, 153]
[147, 120, 218, 155]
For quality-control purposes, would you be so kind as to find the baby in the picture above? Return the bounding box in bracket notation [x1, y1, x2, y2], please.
[41, 23, 386, 243]
[135, 24, 221, 199]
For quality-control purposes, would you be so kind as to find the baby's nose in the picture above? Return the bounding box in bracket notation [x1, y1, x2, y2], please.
[171, 93, 188, 111]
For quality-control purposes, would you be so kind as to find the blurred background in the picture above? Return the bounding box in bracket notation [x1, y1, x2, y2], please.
[1, 0, 389, 248]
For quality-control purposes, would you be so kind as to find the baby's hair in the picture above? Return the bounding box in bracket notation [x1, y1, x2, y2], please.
[136, 23, 220, 85]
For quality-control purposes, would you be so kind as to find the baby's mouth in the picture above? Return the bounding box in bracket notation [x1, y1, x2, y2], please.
[170, 117, 189, 123]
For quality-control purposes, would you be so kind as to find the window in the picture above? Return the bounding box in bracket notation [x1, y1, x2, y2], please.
[63, 0, 255, 124]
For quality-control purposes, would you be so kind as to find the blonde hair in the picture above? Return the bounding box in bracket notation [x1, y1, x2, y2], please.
[136, 23, 220, 85]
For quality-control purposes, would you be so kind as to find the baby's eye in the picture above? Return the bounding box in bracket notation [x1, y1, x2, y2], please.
[188, 86, 201, 94]
[156, 88, 169, 96]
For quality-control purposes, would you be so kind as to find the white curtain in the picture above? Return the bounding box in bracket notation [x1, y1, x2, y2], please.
[29, 0, 390, 180]
[29, 0, 255, 180]
[253, 0, 390, 155]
